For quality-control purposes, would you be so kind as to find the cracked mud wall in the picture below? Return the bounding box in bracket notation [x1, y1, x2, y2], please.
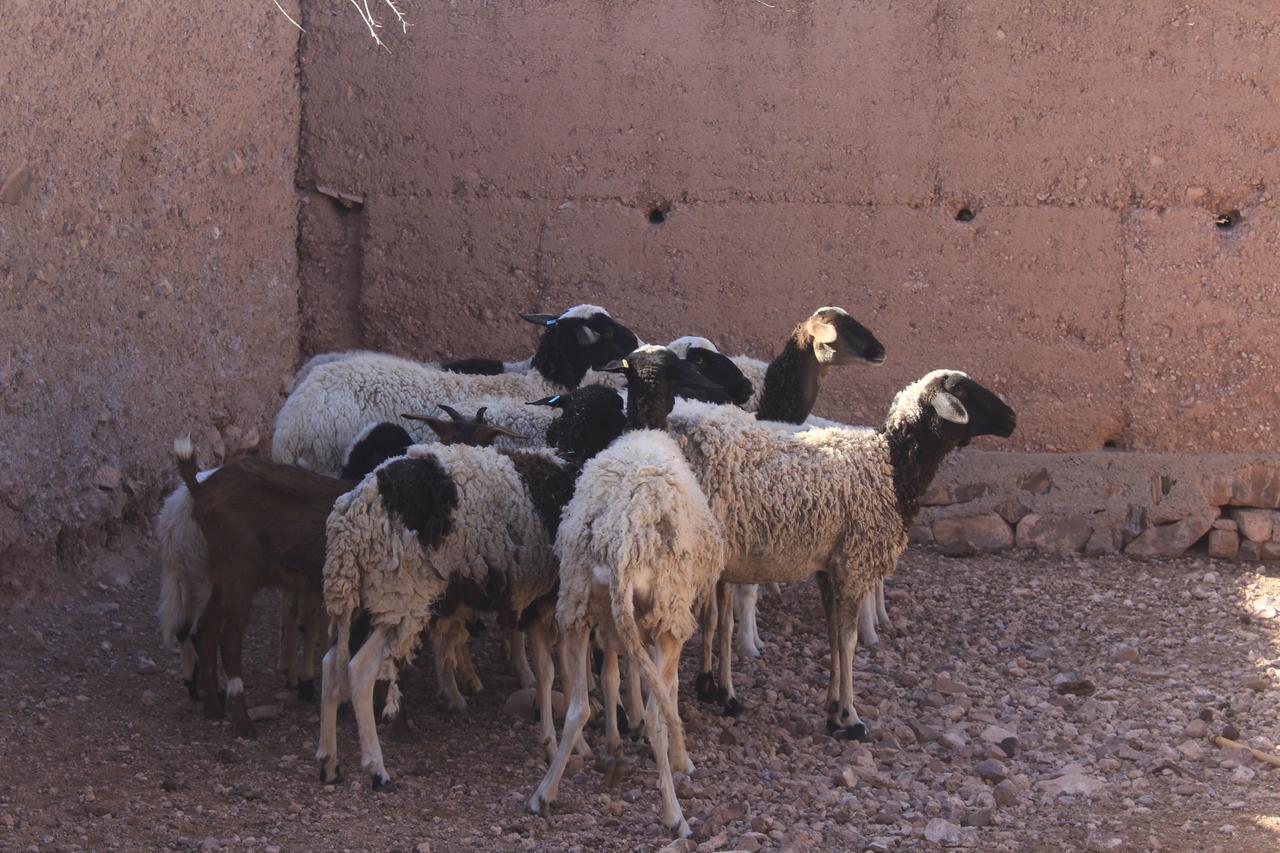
[298, 1, 1279, 455]
[0, 3, 302, 585]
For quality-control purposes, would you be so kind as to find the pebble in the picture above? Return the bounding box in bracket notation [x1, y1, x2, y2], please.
[974, 759, 1008, 783]
[993, 779, 1020, 807]
[1111, 644, 1139, 663]
[924, 817, 961, 845]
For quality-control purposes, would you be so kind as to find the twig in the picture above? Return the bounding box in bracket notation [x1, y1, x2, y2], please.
[272, 0, 304, 31]
[1213, 736, 1280, 768]
[1148, 761, 1202, 782]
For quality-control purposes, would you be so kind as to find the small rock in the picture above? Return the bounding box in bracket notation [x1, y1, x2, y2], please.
[1037, 764, 1108, 798]
[1231, 765, 1256, 783]
[961, 807, 993, 828]
[834, 767, 857, 788]
[735, 832, 766, 853]
[137, 657, 160, 674]
[93, 465, 122, 490]
[931, 514, 1014, 556]
[503, 687, 566, 720]
[1184, 719, 1208, 739]
[924, 817, 962, 845]
[1086, 832, 1127, 851]
[415, 844, 433, 853]
[719, 727, 740, 746]
[1176, 740, 1206, 762]
[993, 779, 1020, 807]
[1111, 644, 1139, 664]
[1053, 673, 1097, 696]
[140, 689, 156, 707]
[1241, 675, 1269, 692]
[975, 759, 1008, 783]
[248, 704, 282, 722]
[1222, 723, 1241, 741]
[934, 675, 972, 696]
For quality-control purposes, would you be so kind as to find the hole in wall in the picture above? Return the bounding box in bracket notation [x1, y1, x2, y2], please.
[1214, 210, 1240, 229]
[648, 205, 669, 225]
[1103, 439, 1121, 450]
[954, 207, 975, 223]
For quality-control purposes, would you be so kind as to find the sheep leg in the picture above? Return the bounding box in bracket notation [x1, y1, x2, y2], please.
[196, 596, 224, 718]
[624, 656, 644, 741]
[659, 633, 693, 775]
[734, 584, 763, 658]
[558, 637, 592, 757]
[858, 593, 880, 647]
[817, 573, 839, 709]
[529, 626, 591, 815]
[278, 591, 300, 688]
[454, 628, 484, 696]
[529, 616, 558, 761]
[181, 636, 199, 700]
[430, 619, 467, 713]
[601, 644, 623, 756]
[218, 593, 256, 739]
[507, 625, 536, 690]
[350, 626, 393, 788]
[828, 607, 868, 742]
[317, 645, 343, 783]
[875, 579, 891, 628]
[650, 633, 691, 838]
[717, 581, 742, 716]
[694, 584, 724, 704]
[297, 592, 323, 700]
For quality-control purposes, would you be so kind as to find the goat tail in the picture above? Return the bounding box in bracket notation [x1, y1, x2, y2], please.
[611, 576, 682, 744]
[173, 435, 201, 495]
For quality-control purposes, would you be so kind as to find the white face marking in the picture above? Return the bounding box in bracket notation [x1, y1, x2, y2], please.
[667, 336, 718, 356]
[558, 304, 609, 321]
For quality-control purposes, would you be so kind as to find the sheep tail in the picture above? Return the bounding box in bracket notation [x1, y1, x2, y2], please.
[611, 576, 683, 744]
[173, 435, 201, 496]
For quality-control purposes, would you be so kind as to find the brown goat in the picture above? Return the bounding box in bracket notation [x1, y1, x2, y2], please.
[175, 409, 520, 738]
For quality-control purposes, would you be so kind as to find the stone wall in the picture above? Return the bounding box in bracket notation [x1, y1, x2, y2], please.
[0, 3, 302, 586]
[297, 1, 1280, 458]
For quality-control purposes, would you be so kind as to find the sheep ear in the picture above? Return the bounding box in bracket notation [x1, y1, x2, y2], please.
[931, 391, 969, 425]
[527, 395, 564, 408]
[598, 358, 628, 374]
[574, 324, 602, 346]
[520, 312, 559, 326]
[806, 315, 838, 344]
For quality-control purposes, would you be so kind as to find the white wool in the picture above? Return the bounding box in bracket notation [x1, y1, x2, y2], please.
[558, 303, 609, 320]
[272, 353, 572, 474]
[666, 336, 718, 356]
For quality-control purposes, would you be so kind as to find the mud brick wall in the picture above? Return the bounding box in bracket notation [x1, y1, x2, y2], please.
[297, 1, 1279, 456]
[0, 3, 302, 584]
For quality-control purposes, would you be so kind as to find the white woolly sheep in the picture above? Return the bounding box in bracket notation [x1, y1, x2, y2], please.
[316, 385, 630, 787]
[528, 346, 726, 838]
[670, 370, 1015, 738]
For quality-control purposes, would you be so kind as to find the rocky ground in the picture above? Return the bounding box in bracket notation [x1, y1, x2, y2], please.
[2, 537, 1279, 852]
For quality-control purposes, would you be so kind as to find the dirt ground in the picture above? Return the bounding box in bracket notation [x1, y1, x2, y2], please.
[2, 537, 1279, 852]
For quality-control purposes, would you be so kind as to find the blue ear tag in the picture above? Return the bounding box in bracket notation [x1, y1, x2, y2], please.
[548, 395, 561, 404]
[546, 319, 557, 327]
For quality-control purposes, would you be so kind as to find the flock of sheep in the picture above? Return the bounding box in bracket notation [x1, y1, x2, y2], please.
[155, 303, 1016, 838]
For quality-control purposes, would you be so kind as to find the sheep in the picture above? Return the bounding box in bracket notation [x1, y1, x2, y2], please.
[669, 370, 1015, 737]
[528, 347, 726, 838]
[272, 305, 639, 474]
[316, 384, 634, 787]
[688, 308, 887, 664]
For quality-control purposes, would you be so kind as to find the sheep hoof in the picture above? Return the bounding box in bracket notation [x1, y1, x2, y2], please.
[370, 774, 393, 791]
[694, 673, 721, 704]
[723, 697, 745, 717]
[669, 818, 693, 839]
[832, 723, 871, 742]
[628, 721, 646, 742]
[602, 755, 629, 788]
[296, 679, 317, 701]
[616, 705, 631, 736]
[184, 678, 200, 701]
[319, 763, 343, 784]
[528, 793, 554, 816]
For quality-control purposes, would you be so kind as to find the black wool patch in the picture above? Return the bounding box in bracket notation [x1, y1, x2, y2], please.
[376, 456, 459, 549]
[507, 452, 576, 536]
[342, 423, 413, 481]
[441, 357, 506, 376]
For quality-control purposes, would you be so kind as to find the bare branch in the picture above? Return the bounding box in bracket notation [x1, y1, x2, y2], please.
[271, 0, 304, 31]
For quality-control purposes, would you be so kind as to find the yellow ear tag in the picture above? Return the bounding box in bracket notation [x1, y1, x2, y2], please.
[621, 359, 629, 369]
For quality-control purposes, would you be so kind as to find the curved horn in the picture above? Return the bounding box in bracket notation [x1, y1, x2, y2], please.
[438, 404, 465, 422]
[474, 406, 488, 424]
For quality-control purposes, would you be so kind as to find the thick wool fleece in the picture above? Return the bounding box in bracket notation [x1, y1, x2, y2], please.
[667, 401, 904, 612]
[555, 431, 724, 645]
[323, 443, 561, 670]
[273, 354, 574, 473]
